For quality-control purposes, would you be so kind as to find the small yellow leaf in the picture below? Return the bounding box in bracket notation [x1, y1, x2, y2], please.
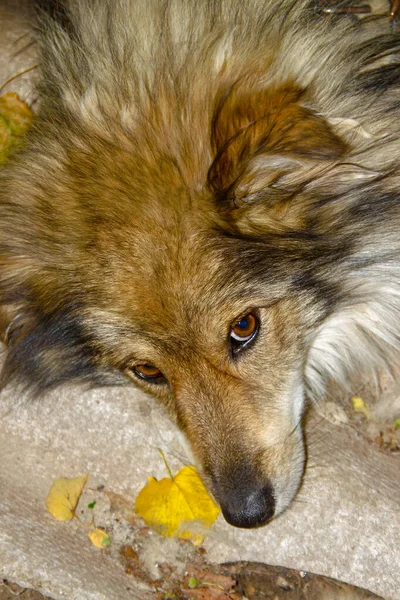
[351, 396, 371, 419]
[135, 465, 220, 543]
[88, 528, 111, 549]
[46, 474, 88, 521]
[0, 92, 33, 164]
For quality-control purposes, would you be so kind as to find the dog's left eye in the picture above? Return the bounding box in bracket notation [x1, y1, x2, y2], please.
[132, 363, 166, 384]
[229, 312, 259, 355]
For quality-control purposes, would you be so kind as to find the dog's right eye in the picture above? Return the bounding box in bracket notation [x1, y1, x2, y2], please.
[132, 364, 166, 384]
[229, 311, 259, 356]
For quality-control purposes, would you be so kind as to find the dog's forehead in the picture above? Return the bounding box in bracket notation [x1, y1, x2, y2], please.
[80, 170, 295, 340]
[91, 214, 277, 343]
[108, 225, 235, 322]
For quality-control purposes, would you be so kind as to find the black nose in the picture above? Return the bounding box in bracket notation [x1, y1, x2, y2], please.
[219, 482, 275, 529]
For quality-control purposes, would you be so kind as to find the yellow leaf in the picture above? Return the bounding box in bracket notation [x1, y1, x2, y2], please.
[135, 465, 220, 543]
[88, 528, 111, 549]
[0, 92, 33, 165]
[46, 474, 88, 521]
[351, 396, 371, 419]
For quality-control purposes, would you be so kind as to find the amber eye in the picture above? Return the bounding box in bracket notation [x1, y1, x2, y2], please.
[132, 363, 166, 384]
[229, 312, 259, 356]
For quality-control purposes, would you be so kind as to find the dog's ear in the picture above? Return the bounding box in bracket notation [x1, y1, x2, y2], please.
[0, 304, 30, 347]
[207, 80, 347, 202]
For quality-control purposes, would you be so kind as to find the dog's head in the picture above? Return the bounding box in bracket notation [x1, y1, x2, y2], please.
[0, 79, 350, 527]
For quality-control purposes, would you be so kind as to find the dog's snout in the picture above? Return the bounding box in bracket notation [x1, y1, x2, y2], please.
[217, 480, 276, 529]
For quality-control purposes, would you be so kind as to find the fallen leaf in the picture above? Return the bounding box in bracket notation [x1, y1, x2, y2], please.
[135, 464, 220, 544]
[187, 568, 236, 591]
[46, 474, 88, 521]
[0, 92, 32, 164]
[183, 588, 236, 599]
[119, 545, 145, 577]
[351, 396, 371, 419]
[188, 576, 199, 589]
[394, 419, 400, 430]
[88, 528, 111, 549]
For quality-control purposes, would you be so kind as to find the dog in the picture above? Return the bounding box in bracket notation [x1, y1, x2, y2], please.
[1, 0, 400, 529]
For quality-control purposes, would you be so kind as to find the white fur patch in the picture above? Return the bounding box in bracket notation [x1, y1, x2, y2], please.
[306, 275, 400, 401]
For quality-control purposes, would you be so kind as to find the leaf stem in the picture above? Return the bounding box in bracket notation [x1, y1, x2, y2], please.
[0, 65, 38, 94]
[158, 448, 174, 479]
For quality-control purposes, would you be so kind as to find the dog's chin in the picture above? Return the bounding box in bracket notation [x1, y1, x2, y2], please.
[271, 430, 307, 520]
[272, 459, 306, 519]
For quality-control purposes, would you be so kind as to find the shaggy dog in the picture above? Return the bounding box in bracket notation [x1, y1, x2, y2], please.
[1, 0, 400, 528]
